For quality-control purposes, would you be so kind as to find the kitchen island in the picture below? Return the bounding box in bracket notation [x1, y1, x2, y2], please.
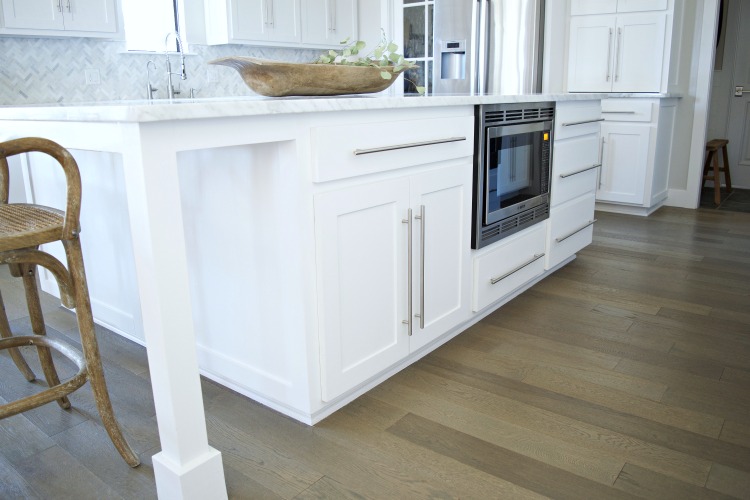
[0, 93, 613, 498]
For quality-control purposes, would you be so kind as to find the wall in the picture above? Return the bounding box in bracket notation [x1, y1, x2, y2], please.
[0, 36, 321, 105]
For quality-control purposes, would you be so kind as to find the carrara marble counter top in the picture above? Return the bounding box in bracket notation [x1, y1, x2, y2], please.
[0, 92, 678, 123]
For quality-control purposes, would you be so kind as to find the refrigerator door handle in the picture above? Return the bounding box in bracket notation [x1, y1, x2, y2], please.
[477, 0, 490, 94]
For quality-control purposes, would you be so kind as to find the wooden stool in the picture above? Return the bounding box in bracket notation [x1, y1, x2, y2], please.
[702, 139, 732, 205]
[0, 138, 139, 467]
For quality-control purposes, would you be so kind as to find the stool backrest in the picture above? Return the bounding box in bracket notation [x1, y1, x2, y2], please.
[0, 138, 82, 240]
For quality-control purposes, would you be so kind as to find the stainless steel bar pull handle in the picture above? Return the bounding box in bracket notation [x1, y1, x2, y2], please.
[331, 0, 336, 31]
[402, 209, 413, 336]
[268, 0, 274, 27]
[556, 220, 597, 243]
[353, 137, 466, 156]
[57, 0, 62, 12]
[604, 111, 637, 114]
[599, 137, 606, 188]
[414, 205, 425, 330]
[615, 28, 622, 82]
[606, 28, 613, 82]
[490, 254, 545, 285]
[560, 163, 602, 178]
[561, 118, 605, 127]
[66, 0, 71, 12]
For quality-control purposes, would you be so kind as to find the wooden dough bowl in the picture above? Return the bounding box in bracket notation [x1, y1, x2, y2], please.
[209, 56, 403, 97]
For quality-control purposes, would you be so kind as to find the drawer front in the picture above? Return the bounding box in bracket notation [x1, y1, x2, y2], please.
[546, 192, 596, 270]
[602, 99, 655, 122]
[555, 100, 602, 140]
[551, 131, 600, 207]
[312, 115, 474, 182]
[473, 223, 547, 312]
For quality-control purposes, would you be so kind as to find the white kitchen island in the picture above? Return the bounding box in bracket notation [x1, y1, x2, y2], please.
[0, 93, 612, 498]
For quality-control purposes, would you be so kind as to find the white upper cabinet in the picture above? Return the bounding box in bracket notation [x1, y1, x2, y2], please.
[1, 0, 117, 35]
[567, 10, 667, 92]
[302, 0, 358, 48]
[207, 0, 358, 47]
[232, 0, 301, 43]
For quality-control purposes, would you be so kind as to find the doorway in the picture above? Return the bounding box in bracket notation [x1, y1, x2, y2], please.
[705, 0, 750, 208]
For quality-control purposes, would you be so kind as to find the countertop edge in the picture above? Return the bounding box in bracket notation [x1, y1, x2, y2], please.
[0, 92, 681, 123]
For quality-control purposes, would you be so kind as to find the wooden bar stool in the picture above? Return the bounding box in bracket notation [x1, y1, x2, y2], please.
[0, 138, 139, 467]
[702, 139, 732, 205]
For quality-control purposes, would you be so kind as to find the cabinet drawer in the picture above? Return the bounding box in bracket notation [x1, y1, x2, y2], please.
[472, 223, 547, 312]
[551, 132, 600, 206]
[555, 101, 603, 140]
[311, 115, 474, 182]
[546, 193, 596, 270]
[602, 99, 654, 122]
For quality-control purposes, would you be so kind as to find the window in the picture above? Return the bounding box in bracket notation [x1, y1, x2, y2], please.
[123, 0, 181, 52]
[402, 0, 434, 95]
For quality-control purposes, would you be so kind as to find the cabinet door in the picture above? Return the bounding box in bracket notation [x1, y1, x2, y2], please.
[2, 0, 65, 30]
[612, 13, 666, 92]
[567, 15, 616, 92]
[315, 178, 410, 402]
[63, 0, 117, 33]
[232, 0, 268, 40]
[409, 165, 471, 352]
[616, 0, 667, 13]
[266, 0, 301, 42]
[598, 122, 651, 204]
[302, 0, 357, 47]
[234, 0, 300, 43]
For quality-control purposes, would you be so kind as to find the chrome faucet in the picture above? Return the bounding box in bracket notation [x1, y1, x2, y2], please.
[146, 60, 158, 101]
[164, 31, 187, 99]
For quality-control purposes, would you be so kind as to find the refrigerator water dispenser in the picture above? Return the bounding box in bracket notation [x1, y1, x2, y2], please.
[440, 40, 466, 80]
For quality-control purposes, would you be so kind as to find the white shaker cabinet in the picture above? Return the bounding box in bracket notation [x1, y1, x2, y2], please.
[301, 0, 358, 48]
[545, 100, 601, 270]
[567, 13, 667, 93]
[570, 0, 667, 15]
[596, 98, 677, 215]
[0, 0, 118, 35]
[205, 0, 358, 48]
[231, 0, 301, 43]
[315, 164, 471, 401]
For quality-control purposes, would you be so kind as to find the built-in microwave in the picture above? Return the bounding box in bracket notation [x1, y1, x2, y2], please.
[472, 102, 555, 249]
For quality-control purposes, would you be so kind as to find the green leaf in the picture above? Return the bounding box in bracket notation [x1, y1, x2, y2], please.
[340, 37, 350, 45]
[387, 42, 398, 53]
[388, 52, 400, 63]
[416, 86, 426, 95]
[374, 47, 384, 59]
[329, 50, 338, 58]
[355, 41, 366, 51]
[343, 48, 352, 57]
[380, 71, 393, 80]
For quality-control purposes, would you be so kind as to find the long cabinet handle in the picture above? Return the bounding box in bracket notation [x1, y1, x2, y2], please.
[615, 27, 622, 82]
[490, 253, 545, 285]
[332, 0, 336, 31]
[603, 110, 637, 114]
[57, 0, 62, 12]
[561, 118, 604, 127]
[402, 209, 413, 336]
[560, 163, 602, 178]
[606, 28, 613, 82]
[414, 205, 425, 329]
[66, 0, 71, 12]
[354, 137, 466, 156]
[556, 219, 597, 243]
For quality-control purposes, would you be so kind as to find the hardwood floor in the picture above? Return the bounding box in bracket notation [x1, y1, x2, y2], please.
[1, 206, 749, 499]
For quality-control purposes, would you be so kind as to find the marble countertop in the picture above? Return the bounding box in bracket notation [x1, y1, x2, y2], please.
[0, 92, 679, 123]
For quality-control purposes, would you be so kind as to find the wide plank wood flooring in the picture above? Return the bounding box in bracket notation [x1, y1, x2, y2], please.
[1, 206, 749, 499]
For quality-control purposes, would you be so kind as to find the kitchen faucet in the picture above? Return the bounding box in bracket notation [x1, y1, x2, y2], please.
[164, 31, 187, 99]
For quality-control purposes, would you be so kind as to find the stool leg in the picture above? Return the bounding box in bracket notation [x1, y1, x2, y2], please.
[21, 264, 71, 409]
[722, 144, 732, 192]
[702, 150, 714, 190]
[0, 288, 36, 382]
[64, 238, 140, 468]
[712, 151, 722, 205]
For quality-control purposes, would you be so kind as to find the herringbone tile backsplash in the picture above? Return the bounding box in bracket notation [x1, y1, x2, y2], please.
[0, 37, 320, 105]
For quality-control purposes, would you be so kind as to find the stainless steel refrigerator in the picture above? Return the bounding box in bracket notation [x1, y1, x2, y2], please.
[433, 0, 544, 95]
